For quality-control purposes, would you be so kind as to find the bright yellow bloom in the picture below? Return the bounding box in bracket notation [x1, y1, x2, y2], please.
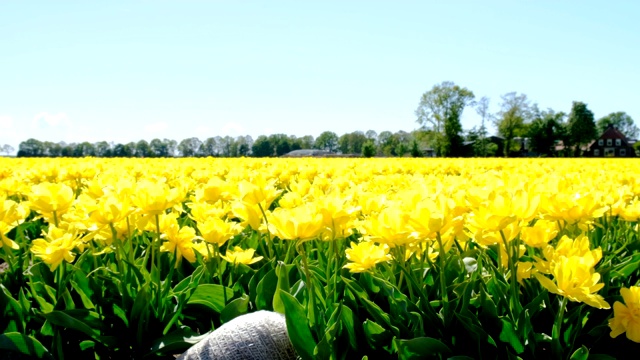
[231, 201, 267, 232]
[520, 220, 559, 248]
[188, 200, 231, 224]
[0, 195, 30, 226]
[361, 206, 414, 247]
[237, 177, 282, 209]
[30, 226, 81, 271]
[267, 204, 324, 241]
[28, 182, 75, 218]
[467, 191, 518, 233]
[534, 256, 610, 309]
[198, 217, 243, 246]
[221, 246, 263, 265]
[90, 193, 133, 226]
[540, 191, 608, 226]
[534, 235, 601, 274]
[405, 195, 454, 240]
[517, 261, 535, 284]
[619, 199, 640, 222]
[0, 221, 19, 250]
[316, 195, 360, 239]
[194, 177, 236, 203]
[609, 286, 640, 343]
[131, 180, 182, 216]
[160, 224, 199, 265]
[343, 241, 392, 273]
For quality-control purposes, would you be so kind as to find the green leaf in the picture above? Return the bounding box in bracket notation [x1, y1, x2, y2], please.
[610, 253, 640, 279]
[499, 317, 524, 354]
[395, 337, 452, 359]
[148, 326, 211, 356]
[280, 291, 317, 360]
[255, 268, 278, 311]
[341, 275, 369, 300]
[273, 261, 291, 314]
[187, 284, 234, 313]
[220, 294, 250, 323]
[70, 280, 95, 309]
[79, 340, 95, 351]
[1, 284, 24, 332]
[42, 309, 102, 340]
[569, 345, 589, 360]
[0, 332, 54, 359]
[360, 297, 399, 337]
[340, 305, 358, 349]
[362, 320, 391, 348]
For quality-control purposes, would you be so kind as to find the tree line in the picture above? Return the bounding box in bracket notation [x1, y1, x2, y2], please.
[8, 81, 638, 158]
[13, 130, 424, 158]
[416, 81, 639, 157]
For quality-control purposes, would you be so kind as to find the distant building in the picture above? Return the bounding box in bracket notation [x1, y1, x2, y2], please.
[587, 124, 636, 157]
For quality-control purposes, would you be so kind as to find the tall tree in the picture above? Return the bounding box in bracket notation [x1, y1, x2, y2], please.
[252, 135, 273, 157]
[527, 108, 565, 156]
[314, 131, 339, 152]
[567, 101, 596, 156]
[200, 137, 218, 156]
[415, 81, 475, 156]
[596, 112, 638, 139]
[17, 139, 45, 157]
[494, 92, 532, 157]
[178, 137, 202, 157]
[474, 96, 491, 157]
[0, 144, 15, 155]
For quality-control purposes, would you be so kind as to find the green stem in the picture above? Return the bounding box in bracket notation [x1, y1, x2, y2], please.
[213, 244, 227, 304]
[436, 232, 449, 316]
[53, 210, 59, 227]
[258, 203, 275, 260]
[298, 241, 316, 327]
[552, 296, 569, 360]
[500, 230, 520, 317]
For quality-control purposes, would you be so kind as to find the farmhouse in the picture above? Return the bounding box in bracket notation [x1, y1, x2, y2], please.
[588, 124, 636, 157]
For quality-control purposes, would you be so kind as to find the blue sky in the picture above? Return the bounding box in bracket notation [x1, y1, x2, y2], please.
[1, 1, 639, 152]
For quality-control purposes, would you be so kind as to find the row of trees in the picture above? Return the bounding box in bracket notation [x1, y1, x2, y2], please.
[415, 81, 638, 157]
[14, 130, 424, 158]
[7, 81, 636, 158]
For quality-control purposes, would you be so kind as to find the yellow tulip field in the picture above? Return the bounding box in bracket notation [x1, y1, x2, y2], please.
[1, 157, 640, 359]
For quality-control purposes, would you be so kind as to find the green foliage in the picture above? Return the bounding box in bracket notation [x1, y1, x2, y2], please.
[415, 81, 475, 156]
[527, 109, 566, 156]
[494, 92, 532, 157]
[596, 112, 639, 139]
[362, 140, 376, 158]
[568, 101, 597, 156]
[315, 131, 339, 152]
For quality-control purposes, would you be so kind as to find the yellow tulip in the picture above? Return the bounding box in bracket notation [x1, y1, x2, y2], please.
[267, 205, 324, 241]
[609, 286, 640, 343]
[160, 224, 199, 264]
[30, 226, 81, 271]
[534, 256, 610, 309]
[198, 217, 243, 246]
[520, 220, 559, 248]
[221, 246, 263, 265]
[28, 182, 75, 218]
[131, 180, 182, 216]
[0, 221, 19, 250]
[343, 241, 392, 273]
